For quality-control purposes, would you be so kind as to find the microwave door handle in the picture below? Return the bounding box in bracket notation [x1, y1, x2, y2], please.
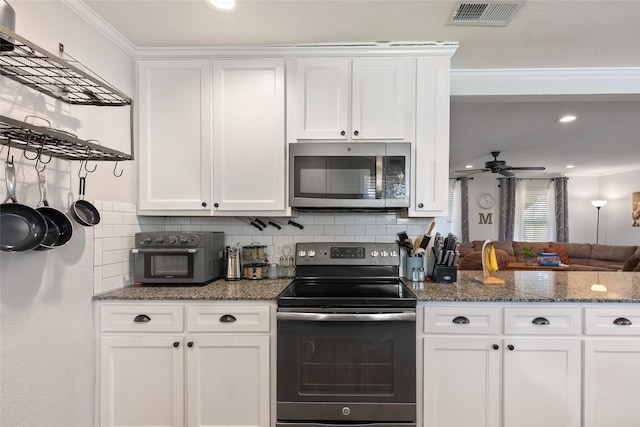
[375, 155, 383, 199]
[131, 248, 198, 254]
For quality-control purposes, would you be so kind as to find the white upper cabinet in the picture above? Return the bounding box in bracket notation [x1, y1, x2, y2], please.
[294, 57, 415, 141]
[138, 60, 212, 213]
[212, 59, 286, 212]
[410, 57, 452, 217]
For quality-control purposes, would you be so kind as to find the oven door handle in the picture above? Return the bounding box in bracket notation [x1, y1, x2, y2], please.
[131, 248, 197, 254]
[277, 312, 415, 322]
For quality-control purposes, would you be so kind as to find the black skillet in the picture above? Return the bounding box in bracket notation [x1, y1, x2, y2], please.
[0, 161, 48, 252]
[34, 170, 73, 250]
[70, 176, 100, 226]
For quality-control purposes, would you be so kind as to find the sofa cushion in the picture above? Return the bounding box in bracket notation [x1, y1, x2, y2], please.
[591, 244, 638, 263]
[544, 246, 570, 264]
[458, 249, 511, 270]
[551, 242, 592, 263]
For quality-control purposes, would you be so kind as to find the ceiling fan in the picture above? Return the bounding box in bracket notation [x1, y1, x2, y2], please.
[455, 151, 546, 177]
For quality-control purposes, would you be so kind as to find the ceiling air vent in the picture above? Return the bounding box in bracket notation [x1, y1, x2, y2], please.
[447, 1, 525, 26]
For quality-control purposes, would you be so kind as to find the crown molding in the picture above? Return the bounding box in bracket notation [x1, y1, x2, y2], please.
[62, 0, 136, 58]
[451, 67, 640, 97]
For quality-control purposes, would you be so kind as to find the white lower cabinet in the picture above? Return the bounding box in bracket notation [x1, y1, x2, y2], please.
[97, 303, 272, 427]
[421, 304, 581, 427]
[583, 307, 640, 427]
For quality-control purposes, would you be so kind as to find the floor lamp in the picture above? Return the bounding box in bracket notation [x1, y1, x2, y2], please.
[591, 200, 607, 243]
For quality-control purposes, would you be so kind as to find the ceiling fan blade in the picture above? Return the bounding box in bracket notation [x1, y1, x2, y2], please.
[509, 166, 546, 171]
[453, 168, 489, 173]
[499, 169, 515, 177]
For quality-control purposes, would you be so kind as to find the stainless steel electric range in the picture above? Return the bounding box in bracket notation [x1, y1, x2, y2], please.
[276, 242, 417, 427]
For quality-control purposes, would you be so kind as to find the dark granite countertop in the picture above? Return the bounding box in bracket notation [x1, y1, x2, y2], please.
[407, 271, 640, 303]
[93, 272, 640, 303]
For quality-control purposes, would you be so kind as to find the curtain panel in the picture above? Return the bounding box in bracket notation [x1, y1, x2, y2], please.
[554, 177, 570, 242]
[498, 177, 517, 241]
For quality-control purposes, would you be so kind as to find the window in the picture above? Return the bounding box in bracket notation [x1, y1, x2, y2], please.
[514, 179, 555, 241]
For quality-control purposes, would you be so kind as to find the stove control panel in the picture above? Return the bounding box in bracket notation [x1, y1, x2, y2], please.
[295, 242, 400, 266]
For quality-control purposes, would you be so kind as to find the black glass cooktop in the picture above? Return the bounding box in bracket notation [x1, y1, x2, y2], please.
[276, 279, 416, 308]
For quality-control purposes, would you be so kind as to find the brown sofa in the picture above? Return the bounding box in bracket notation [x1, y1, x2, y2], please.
[459, 241, 640, 271]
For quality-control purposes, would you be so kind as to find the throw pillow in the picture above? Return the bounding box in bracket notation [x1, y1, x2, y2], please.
[458, 249, 510, 270]
[544, 246, 570, 264]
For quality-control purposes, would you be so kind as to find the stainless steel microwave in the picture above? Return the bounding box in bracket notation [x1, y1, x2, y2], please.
[289, 142, 411, 209]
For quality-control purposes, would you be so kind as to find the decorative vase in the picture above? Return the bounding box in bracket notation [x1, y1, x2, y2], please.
[524, 257, 535, 266]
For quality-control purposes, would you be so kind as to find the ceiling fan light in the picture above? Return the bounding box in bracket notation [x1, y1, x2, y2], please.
[207, 0, 236, 11]
[557, 115, 577, 123]
[465, 164, 474, 169]
[565, 164, 575, 169]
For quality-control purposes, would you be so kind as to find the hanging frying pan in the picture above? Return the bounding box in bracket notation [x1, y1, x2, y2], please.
[34, 170, 73, 250]
[69, 176, 100, 226]
[1, 161, 48, 252]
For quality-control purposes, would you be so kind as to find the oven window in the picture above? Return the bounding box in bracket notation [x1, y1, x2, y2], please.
[299, 337, 393, 395]
[148, 254, 193, 278]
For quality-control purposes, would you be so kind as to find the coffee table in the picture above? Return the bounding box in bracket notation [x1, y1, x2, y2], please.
[506, 262, 572, 271]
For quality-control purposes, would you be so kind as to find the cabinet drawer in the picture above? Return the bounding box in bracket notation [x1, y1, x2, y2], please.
[100, 305, 184, 332]
[423, 306, 501, 334]
[584, 307, 640, 336]
[187, 305, 271, 333]
[504, 307, 581, 335]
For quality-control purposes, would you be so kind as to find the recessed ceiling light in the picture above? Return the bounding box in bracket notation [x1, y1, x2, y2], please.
[465, 164, 474, 169]
[557, 115, 577, 123]
[565, 165, 575, 169]
[207, 0, 236, 11]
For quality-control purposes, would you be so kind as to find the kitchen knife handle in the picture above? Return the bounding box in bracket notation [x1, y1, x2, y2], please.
[254, 218, 266, 228]
[268, 221, 282, 230]
[288, 220, 304, 229]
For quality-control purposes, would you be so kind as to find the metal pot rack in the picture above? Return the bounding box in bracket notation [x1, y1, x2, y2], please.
[0, 25, 133, 162]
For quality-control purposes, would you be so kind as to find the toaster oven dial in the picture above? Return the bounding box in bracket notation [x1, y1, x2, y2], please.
[142, 237, 152, 244]
[179, 236, 190, 244]
[167, 236, 177, 245]
[370, 250, 378, 257]
[298, 250, 306, 258]
[380, 250, 388, 257]
[308, 250, 316, 258]
[154, 236, 165, 244]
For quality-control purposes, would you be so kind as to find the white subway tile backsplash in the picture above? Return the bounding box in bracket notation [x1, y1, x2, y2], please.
[93, 203, 438, 295]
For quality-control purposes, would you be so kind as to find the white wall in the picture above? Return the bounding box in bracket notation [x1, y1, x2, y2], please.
[0, 2, 135, 426]
[464, 171, 640, 245]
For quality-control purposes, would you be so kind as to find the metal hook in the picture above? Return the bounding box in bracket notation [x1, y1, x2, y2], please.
[34, 157, 47, 172]
[5, 138, 14, 164]
[113, 157, 123, 177]
[78, 160, 88, 178]
[22, 132, 40, 161]
[84, 141, 101, 173]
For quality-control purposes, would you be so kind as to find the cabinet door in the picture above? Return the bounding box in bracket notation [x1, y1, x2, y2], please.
[351, 57, 414, 140]
[212, 59, 286, 212]
[503, 338, 581, 427]
[295, 58, 349, 140]
[584, 339, 640, 427]
[138, 60, 212, 213]
[186, 335, 270, 427]
[100, 336, 184, 427]
[423, 337, 501, 427]
[411, 57, 451, 217]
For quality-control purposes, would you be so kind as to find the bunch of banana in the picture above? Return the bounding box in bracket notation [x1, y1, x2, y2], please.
[484, 244, 499, 273]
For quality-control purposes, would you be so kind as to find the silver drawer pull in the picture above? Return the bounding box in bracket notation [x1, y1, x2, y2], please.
[613, 317, 632, 326]
[133, 314, 151, 323]
[532, 317, 550, 325]
[452, 316, 470, 324]
[219, 314, 237, 323]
